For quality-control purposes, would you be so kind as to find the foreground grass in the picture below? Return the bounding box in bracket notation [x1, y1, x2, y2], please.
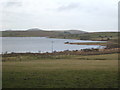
[2, 53, 119, 88]
[2, 53, 118, 61]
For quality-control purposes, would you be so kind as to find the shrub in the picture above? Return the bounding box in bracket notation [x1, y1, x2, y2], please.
[107, 39, 119, 48]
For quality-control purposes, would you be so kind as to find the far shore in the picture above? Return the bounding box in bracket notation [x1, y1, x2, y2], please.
[64, 42, 107, 46]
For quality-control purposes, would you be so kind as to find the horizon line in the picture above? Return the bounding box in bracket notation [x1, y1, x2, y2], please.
[1, 28, 118, 32]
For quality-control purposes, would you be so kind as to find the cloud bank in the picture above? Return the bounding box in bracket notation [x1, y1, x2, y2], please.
[0, 0, 119, 32]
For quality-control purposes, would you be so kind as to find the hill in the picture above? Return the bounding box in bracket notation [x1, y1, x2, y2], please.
[64, 30, 87, 34]
[51, 31, 118, 40]
[1, 29, 87, 37]
[1, 29, 118, 41]
[26, 28, 43, 31]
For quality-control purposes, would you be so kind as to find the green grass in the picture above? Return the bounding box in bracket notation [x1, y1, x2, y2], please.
[2, 53, 119, 88]
[2, 53, 118, 61]
[74, 53, 118, 60]
[3, 70, 118, 88]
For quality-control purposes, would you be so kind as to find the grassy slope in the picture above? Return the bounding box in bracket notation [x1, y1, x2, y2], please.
[1, 31, 60, 37]
[53, 32, 118, 40]
[2, 53, 118, 61]
[2, 53, 119, 88]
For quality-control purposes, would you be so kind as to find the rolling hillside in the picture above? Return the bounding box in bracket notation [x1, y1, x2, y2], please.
[1, 29, 87, 37]
[1, 29, 118, 41]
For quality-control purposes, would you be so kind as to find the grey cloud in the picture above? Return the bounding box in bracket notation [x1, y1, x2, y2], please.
[57, 2, 81, 11]
[3, 1, 22, 7]
[56, 2, 99, 13]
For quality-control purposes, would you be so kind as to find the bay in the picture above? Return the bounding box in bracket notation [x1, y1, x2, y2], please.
[2, 37, 105, 53]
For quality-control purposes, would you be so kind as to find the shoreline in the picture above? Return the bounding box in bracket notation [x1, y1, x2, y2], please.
[2, 48, 119, 56]
[64, 42, 107, 46]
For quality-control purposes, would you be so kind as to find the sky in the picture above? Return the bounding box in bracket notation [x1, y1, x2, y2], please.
[0, 0, 119, 32]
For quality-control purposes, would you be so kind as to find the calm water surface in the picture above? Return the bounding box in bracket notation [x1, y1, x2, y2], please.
[2, 37, 105, 53]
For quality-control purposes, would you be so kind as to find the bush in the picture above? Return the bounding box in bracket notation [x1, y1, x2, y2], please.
[81, 48, 99, 52]
[107, 39, 119, 48]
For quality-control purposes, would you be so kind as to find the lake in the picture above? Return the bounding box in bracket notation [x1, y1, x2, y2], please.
[2, 37, 105, 53]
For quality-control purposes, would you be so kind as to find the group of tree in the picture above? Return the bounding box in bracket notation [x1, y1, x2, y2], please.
[99, 35, 112, 41]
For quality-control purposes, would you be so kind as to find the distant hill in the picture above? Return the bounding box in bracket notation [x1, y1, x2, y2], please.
[1, 29, 118, 41]
[63, 30, 87, 34]
[26, 28, 43, 31]
[1, 29, 87, 37]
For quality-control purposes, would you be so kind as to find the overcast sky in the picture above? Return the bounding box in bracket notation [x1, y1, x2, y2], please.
[0, 0, 119, 32]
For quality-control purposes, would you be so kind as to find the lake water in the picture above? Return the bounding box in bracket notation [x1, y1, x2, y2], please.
[2, 37, 105, 53]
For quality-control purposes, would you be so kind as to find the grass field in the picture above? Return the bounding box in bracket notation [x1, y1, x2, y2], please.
[2, 53, 119, 88]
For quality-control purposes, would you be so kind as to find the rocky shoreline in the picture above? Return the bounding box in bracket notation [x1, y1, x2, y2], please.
[2, 48, 119, 56]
